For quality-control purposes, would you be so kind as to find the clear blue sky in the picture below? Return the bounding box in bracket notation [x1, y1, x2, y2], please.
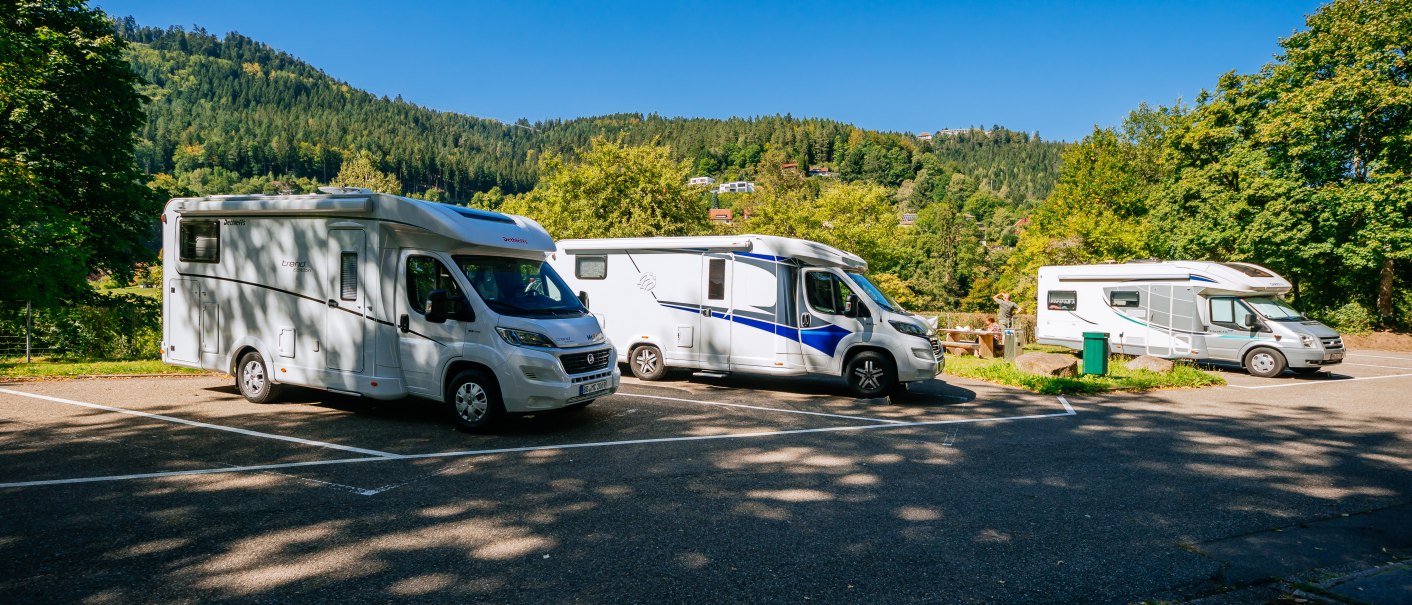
[97, 0, 1325, 141]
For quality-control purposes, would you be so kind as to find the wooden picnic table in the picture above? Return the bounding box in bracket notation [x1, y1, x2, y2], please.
[938, 328, 1001, 358]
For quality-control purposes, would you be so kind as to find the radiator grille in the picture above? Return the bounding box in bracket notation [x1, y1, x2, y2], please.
[560, 348, 612, 375]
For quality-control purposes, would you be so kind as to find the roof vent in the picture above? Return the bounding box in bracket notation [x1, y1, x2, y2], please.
[318, 186, 373, 195]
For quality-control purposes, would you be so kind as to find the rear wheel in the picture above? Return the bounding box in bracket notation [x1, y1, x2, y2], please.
[1244, 347, 1287, 378]
[236, 351, 283, 403]
[630, 345, 668, 380]
[845, 351, 896, 398]
[446, 369, 504, 432]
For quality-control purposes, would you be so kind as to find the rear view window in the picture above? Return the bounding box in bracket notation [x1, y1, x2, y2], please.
[179, 220, 220, 263]
[576, 256, 607, 280]
[1047, 290, 1077, 311]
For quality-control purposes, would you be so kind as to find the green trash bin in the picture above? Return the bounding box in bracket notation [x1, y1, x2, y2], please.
[1082, 332, 1110, 376]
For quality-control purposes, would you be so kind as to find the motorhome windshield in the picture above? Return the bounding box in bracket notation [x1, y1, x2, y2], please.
[455, 255, 587, 318]
[1243, 296, 1307, 321]
[847, 272, 900, 313]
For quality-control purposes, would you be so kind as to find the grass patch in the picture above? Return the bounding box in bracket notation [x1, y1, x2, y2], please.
[96, 286, 161, 298]
[943, 347, 1224, 395]
[0, 357, 213, 379]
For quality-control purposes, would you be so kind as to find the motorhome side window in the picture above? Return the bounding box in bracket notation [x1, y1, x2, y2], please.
[805, 271, 853, 315]
[340, 252, 358, 300]
[1047, 290, 1078, 311]
[575, 256, 607, 280]
[1109, 290, 1140, 308]
[406, 256, 465, 316]
[179, 220, 220, 263]
[707, 258, 726, 300]
[1209, 297, 1255, 329]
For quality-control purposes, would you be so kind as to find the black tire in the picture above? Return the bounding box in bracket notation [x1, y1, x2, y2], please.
[1244, 347, 1288, 378]
[629, 345, 668, 380]
[845, 351, 897, 398]
[236, 351, 283, 403]
[446, 369, 504, 432]
[1290, 367, 1323, 375]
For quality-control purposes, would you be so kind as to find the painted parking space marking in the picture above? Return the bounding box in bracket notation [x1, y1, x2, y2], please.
[0, 388, 398, 458]
[1228, 373, 1412, 389]
[613, 391, 908, 424]
[1346, 353, 1412, 362]
[0, 396, 1077, 492]
[1341, 362, 1412, 371]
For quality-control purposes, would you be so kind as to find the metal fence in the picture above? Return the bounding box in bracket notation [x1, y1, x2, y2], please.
[0, 302, 53, 361]
[0, 296, 160, 361]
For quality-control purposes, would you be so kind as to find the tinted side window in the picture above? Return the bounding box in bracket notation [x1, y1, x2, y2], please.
[576, 256, 607, 280]
[805, 271, 853, 315]
[1110, 290, 1140, 308]
[1209, 297, 1254, 328]
[707, 258, 726, 300]
[340, 252, 358, 300]
[179, 220, 220, 263]
[1047, 290, 1077, 311]
[406, 256, 466, 316]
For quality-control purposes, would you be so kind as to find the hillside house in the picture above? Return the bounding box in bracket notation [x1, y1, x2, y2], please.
[718, 181, 756, 194]
[709, 208, 734, 224]
[688, 176, 717, 186]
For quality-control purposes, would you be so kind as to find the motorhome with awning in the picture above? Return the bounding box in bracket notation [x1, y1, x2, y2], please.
[1036, 261, 1344, 377]
[161, 188, 617, 431]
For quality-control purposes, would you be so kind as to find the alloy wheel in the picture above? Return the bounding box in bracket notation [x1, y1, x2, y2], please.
[455, 382, 489, 422]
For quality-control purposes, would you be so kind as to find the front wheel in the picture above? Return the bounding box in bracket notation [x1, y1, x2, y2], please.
[629, 345, 668, 380]
[845, 351, 897, 398]
[446, 369, 504, 432]
[236, 351, 283, 403]
[1244, 347, 1288, 378]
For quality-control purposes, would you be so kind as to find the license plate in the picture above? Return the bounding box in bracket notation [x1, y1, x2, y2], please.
[580, 380, 609, 395]
[1325, 351, 1344, 361]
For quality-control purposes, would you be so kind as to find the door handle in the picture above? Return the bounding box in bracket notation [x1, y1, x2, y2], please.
[801, 314, 811, 328]
[398, 314, 410, 333]
[327, 299, 338, 308]
[701, 308, 712, 317]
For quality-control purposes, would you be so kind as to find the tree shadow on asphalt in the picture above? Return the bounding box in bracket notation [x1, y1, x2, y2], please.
[0, 376, 1409, 604]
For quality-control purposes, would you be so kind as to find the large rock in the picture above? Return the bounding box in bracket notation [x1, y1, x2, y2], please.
[1127, 355, 1175, 373]
[1015, 352, 1078, 377]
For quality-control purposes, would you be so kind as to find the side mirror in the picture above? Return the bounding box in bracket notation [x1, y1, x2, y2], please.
[578, 290, 590, 310]
[1238, 315, 1262, 331]
[843, 294, 867, 318]
[424, 290, 449, 324]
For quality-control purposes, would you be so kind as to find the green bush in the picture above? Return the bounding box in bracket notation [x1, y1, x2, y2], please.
[1316, 302, 1376, 334]
[0, 294, 162, 360]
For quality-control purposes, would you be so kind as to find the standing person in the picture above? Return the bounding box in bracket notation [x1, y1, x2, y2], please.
[993, 292, 1019, 329]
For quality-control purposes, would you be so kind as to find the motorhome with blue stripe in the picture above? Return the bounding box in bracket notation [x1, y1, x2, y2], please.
[161, 188, 618, 432]
[551, 236, 942, 397]
[1036, 261, 1344, 378]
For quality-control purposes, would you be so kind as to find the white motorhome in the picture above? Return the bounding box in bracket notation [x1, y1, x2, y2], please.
[1036, 261, 1345, 377]
[161, 188, 618, 431]
[551, 235, 942, 397]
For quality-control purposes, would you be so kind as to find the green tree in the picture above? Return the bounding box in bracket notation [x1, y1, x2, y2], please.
[1, 1, 156, 304]
[333, 151, 401, 194]
[499, 138, 709, 238]
[748, 181, 903, 273]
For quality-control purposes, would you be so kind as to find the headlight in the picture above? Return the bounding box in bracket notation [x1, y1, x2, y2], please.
[889, 320, 930, 340]
[1299, 334, 1316, 348]
[496, 327, 558, 348]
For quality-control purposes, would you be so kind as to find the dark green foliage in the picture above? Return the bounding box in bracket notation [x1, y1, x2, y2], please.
[2, 2, 159, 305]
[0, 293, 160, 359]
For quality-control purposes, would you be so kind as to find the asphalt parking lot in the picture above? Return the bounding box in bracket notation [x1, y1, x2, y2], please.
[1, 352, 1410, 604]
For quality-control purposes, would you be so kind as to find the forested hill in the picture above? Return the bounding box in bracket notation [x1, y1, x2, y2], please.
[116, 20, 1065, 203]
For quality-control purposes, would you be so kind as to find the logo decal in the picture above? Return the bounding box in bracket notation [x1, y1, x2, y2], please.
[503, 236, 527, 244]
[585, 353, 596, 365]
[638, 273, 657, 291]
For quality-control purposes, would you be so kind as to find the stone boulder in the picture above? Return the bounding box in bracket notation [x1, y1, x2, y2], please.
[1127, 355, 1175, 373]
[1014, 352, 1078, 377]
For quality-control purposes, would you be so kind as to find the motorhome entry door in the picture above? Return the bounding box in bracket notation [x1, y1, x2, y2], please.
[699, 254, 732, 370]
[326, 229, 366, 372]
[1144, 284, 1196, 357]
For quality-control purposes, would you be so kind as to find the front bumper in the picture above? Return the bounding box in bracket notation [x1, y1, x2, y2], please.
[900, 339, 943, 382]
[498, 345, 620, 412]
[1285, 347, 1346, 367]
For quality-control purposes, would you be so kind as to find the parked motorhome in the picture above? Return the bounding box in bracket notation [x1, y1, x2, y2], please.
[551, 235, 942, 397]
[1036, 261, 1344, 377]
[161, 188, 617, 431]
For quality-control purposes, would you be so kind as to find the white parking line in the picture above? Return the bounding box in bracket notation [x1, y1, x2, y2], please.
[1228, 373, 1412, 389]
[0, 396, 1078, 491]
[1342, 362, 1412, 370]
[613, 391, 908, 424]
[0, 388, 397, 458]
[1347, 353, 1412, 361]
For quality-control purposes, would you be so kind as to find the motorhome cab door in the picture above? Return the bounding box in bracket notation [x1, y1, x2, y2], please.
[699, 254, 732, 370]
[397, 252, 470, 397]
[326, 229, 366, 372]
[799, 269, 863, 374]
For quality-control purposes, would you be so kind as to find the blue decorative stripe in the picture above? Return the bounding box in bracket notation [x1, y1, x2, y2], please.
[1190, 274, 1218, 283]
[658, 302, 846, 356]
[736, 252, 790, 262]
